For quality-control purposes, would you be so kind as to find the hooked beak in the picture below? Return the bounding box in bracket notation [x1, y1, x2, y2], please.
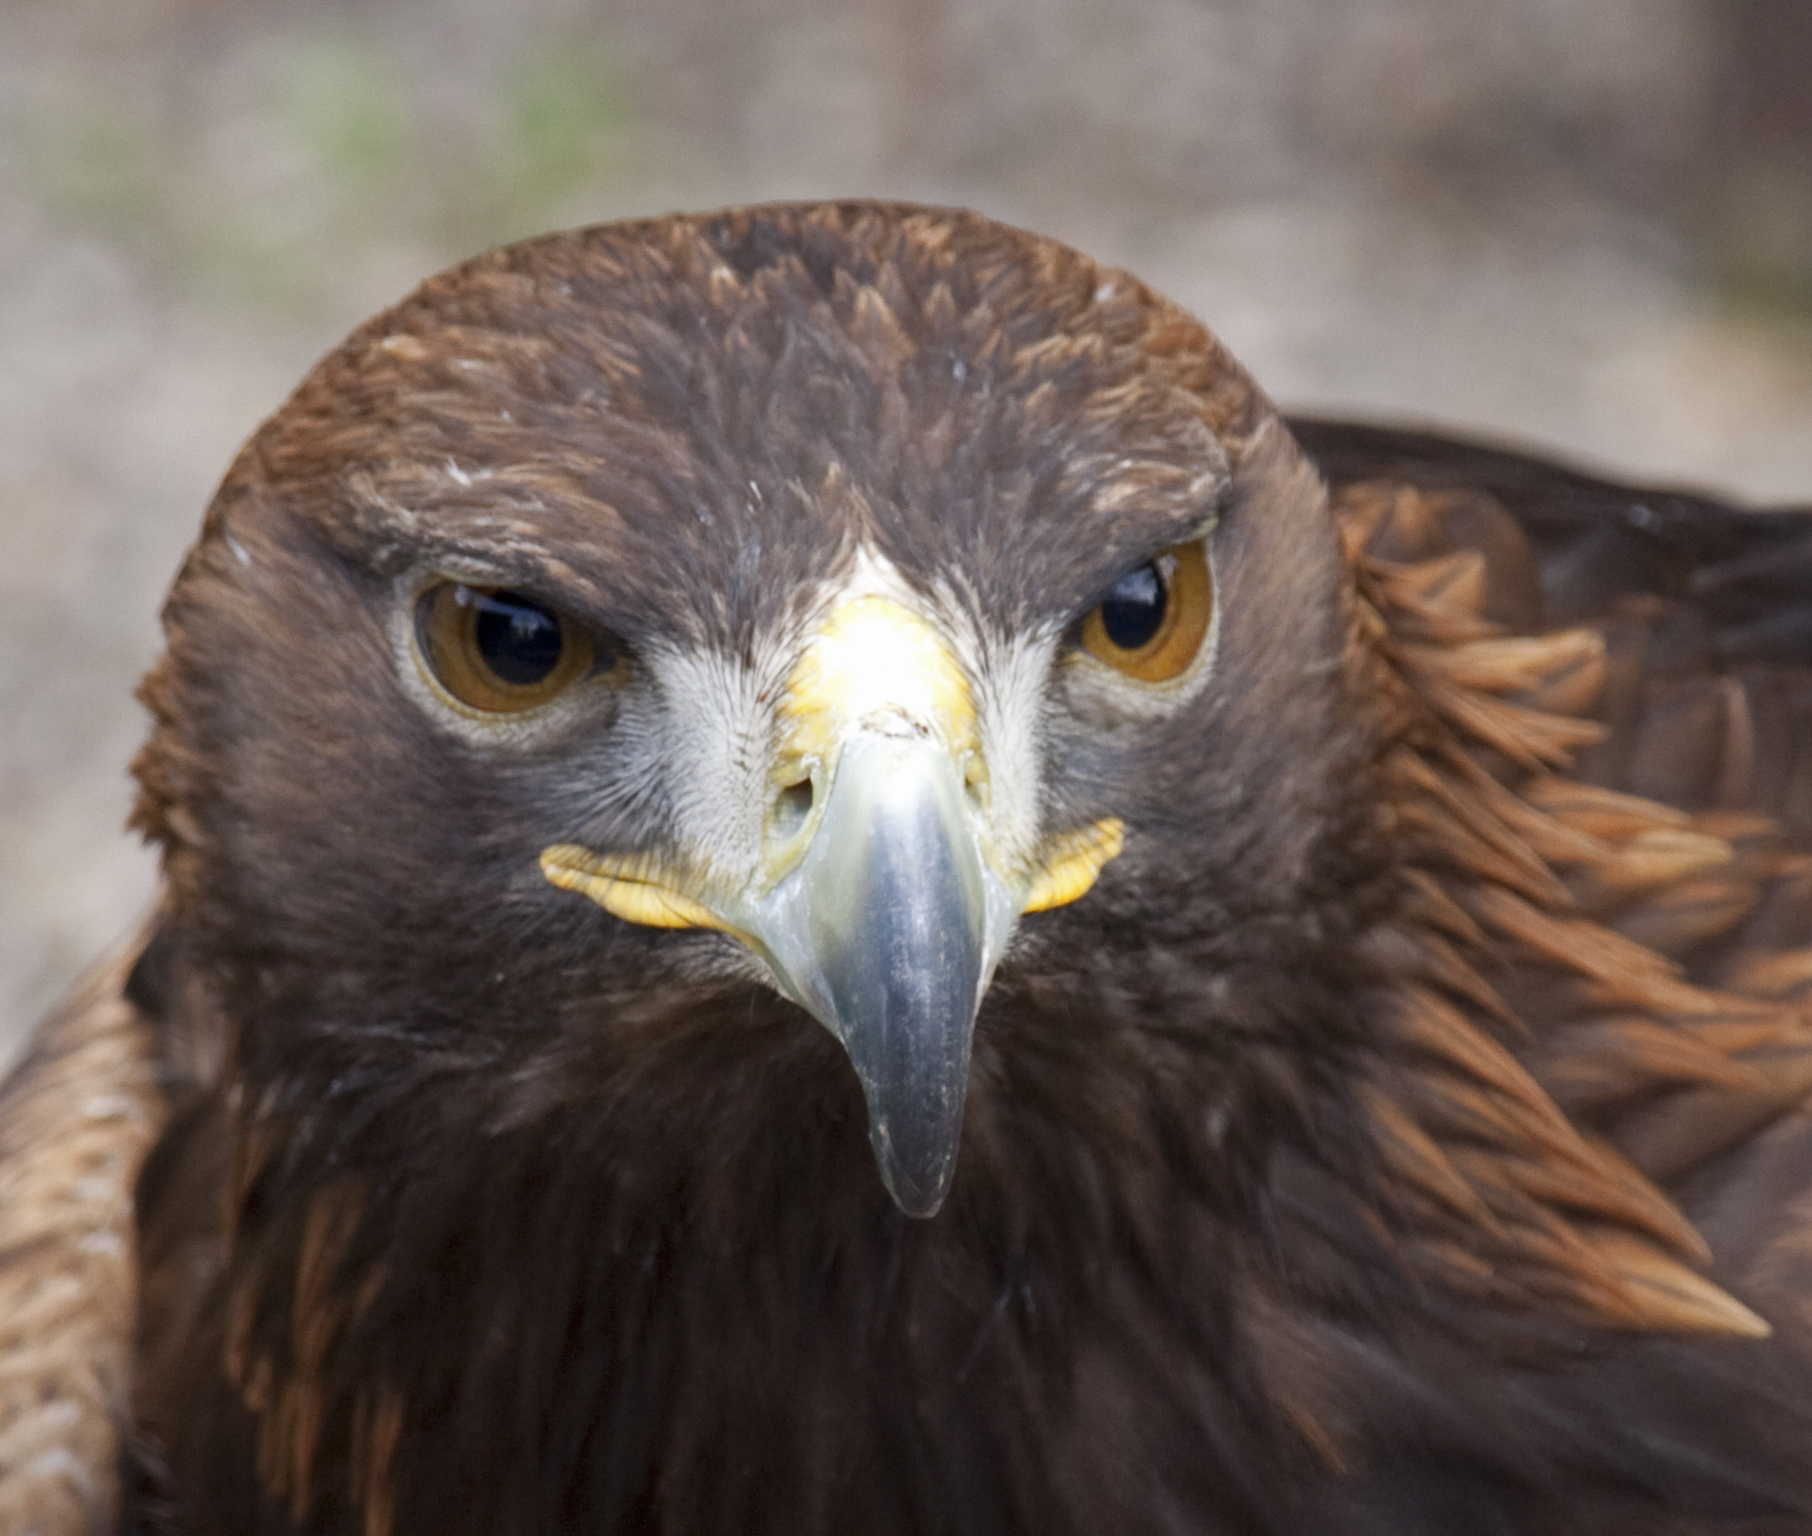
[742, 728, 1014, 1214]
[541, 596, 1120, 1216]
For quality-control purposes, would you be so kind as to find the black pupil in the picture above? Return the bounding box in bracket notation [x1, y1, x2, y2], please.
[1099, 564, 1166, 650]
[467, 588, 564, 685]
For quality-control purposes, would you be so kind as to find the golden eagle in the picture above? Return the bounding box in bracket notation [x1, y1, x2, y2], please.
[4, 203, 1811, 1534]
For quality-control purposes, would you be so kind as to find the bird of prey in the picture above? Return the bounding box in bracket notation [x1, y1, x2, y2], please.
[2, 202, 1811, 1535]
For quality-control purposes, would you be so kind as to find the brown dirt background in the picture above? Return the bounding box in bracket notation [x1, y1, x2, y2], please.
[3, 0, 1810, 1060]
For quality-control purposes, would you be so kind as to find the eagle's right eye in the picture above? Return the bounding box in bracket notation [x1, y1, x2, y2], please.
[415, 582, 597, 714]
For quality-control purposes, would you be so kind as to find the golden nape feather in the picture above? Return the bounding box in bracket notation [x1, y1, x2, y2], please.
[5, 205, 1812, 1534]
[1340, 486, 1804, 1331]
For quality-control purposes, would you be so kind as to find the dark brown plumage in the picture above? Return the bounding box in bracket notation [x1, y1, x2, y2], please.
[5, 202, 1812, 1534]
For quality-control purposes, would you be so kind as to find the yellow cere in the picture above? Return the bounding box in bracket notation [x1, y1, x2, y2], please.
[777, 596, 979, 766]
[541, 597, 1122, 935]
[1023, 817, 1125, 912]
[539, 846, 734, 933]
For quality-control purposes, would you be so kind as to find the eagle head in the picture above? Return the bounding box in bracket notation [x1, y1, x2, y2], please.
[134, 203, 1365, 1219]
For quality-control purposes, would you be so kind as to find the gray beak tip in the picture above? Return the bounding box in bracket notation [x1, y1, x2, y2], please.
[866, 1094, 966, 1218]
[881, 1170, 954, 1220]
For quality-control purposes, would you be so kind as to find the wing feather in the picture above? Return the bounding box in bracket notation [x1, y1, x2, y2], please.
[0, 933, 167, 1534]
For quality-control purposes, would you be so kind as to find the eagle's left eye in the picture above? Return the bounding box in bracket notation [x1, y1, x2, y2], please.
[415, 582, 598, 713]
[1079, 540, 1213, 684]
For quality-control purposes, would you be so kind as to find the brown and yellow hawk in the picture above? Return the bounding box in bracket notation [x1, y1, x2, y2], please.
[4, 203, 1812, 1534]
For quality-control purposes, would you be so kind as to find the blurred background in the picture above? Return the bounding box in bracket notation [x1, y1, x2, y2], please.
[3, 0, 1810, 1059]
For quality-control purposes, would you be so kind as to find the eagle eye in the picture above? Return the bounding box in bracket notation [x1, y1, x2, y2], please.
[415, 582, 598, 713]
[1079, 540, 1213, 683]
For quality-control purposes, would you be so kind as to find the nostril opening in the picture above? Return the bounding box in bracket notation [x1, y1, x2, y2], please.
[963, 759, 990, 814]
[773, 776, 815, 840]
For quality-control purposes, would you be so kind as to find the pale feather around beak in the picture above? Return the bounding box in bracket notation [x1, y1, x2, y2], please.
[542, 596, 1119, 1217]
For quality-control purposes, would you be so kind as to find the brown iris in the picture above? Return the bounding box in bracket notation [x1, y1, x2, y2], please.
[415, 582, 597, 713]
[1079, 540, 1213, 683]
